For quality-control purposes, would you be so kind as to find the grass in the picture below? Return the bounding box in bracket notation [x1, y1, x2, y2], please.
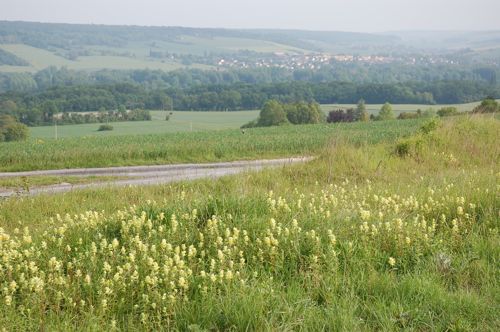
[0, 34, 306, 72]
[5, 119, 425, 171]
[27, 100, 492, 139]
[0, 116, 498, 330]
[29, 110, 260, 139]
[0, 175, 126, 190]
[0, 44, 211, 72]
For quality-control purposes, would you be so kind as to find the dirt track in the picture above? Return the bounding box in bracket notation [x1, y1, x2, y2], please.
[0, 157, 311, 197]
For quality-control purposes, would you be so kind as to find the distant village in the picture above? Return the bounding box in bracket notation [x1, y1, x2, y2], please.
[150, 49, 465, 71]
[213, 53, 462, 70]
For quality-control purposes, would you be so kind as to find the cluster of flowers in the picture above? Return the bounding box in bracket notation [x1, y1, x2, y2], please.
[0, 175, 495, 324]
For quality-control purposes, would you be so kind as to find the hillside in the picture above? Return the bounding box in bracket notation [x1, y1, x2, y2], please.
[2, 21, 499, 74]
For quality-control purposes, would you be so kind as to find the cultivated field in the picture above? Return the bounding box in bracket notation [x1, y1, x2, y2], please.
[0, 116, 498, 330]
[0, 44, 213, 73]
[321, 100, 491, 115]
[28, 100, 493, 139]
[7, 119, 425, 171]
[29, 111, 260, 139]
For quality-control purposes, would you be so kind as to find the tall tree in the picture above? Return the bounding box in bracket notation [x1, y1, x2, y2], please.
[355, 99, 366, 121]
[257, 100, 288, 127]
[378, 102, 394, 120]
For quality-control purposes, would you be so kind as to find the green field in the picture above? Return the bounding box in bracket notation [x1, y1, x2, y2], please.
[5, 119, 426, 171]
[0, 44, 214, 72]
[0, 35, 305, 72]
[0, 117, 498, 330]
[29, 110, 260, 139]
[27, 101, 491, 139]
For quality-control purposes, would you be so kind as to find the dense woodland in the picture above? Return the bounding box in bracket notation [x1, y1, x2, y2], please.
[0, 64, 498, 94]
[0, 79, 498, 123]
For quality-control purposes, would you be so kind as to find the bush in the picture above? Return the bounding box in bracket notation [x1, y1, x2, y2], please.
[327, 109, 355, 123]
[398, 112, 420, 120]
[437, 107, 458, 117]
[0, 114, 29, 142]
[240, 119, 258, 129]
[472, 97, 499, 113]
[420, 118, 440, 134]
[98, 124, 114, 131]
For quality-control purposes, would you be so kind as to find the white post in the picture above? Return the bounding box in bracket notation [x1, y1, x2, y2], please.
[55, 120, 58, 140]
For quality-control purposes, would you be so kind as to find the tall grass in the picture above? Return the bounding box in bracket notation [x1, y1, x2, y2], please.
[0, 117, 498, 330]
[0, 120, 424, 171]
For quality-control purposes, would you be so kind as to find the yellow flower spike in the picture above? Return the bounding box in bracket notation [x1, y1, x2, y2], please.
[388, 257, 396, 267]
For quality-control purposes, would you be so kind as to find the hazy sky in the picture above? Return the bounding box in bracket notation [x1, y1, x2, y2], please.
[1, 0, 499, 32]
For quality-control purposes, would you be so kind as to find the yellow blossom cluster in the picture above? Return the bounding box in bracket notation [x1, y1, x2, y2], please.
[0, 174, 496, 325]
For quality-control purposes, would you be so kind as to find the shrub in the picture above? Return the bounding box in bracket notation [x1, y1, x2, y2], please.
[472, 97, 499, 113]
[420, 118, 440, 134]
[240, 119, 258, 129]
[398, 112, 420, 120]
[98, 124, 114, 131]
[327, 109, 355, 123]
[437, 107, 458, 117]
[0, 114, 29, 142]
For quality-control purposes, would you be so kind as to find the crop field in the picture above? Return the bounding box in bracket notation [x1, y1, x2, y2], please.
[29, 110, 260, 139]
[0, 44, 212, 72]
[28, 100, 493, 139]
[0, 34, 303, 72]
[321, 101, 493, 115]
[0, 116, 498, 330]
[6, 119, 426, 171]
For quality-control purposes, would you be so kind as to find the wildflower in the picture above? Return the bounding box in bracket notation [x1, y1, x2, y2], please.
[388, 257, 396, 267]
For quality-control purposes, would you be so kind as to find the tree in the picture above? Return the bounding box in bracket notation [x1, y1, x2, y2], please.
[257, 100, 288, 127]
[378, 102, 394, 120]
[355, 99, 366, 121]
[360, 110, 370, 122]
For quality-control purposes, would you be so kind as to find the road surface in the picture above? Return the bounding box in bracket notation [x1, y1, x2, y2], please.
[0, 157, 311, 197]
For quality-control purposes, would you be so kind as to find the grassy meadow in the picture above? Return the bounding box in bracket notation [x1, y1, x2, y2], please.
[0, 116, 498, 330]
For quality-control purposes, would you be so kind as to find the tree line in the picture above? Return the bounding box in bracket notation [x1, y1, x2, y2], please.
[1, 64, 498, 94]
[1, 80, 498, 124]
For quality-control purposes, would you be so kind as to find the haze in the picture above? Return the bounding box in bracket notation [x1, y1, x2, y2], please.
[1, 0, 500, 32]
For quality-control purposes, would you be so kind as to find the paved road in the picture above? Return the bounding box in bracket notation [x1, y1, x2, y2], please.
[0, 157, 311, 197]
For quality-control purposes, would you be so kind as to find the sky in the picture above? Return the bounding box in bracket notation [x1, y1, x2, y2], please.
[1, 0, 499, 32]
